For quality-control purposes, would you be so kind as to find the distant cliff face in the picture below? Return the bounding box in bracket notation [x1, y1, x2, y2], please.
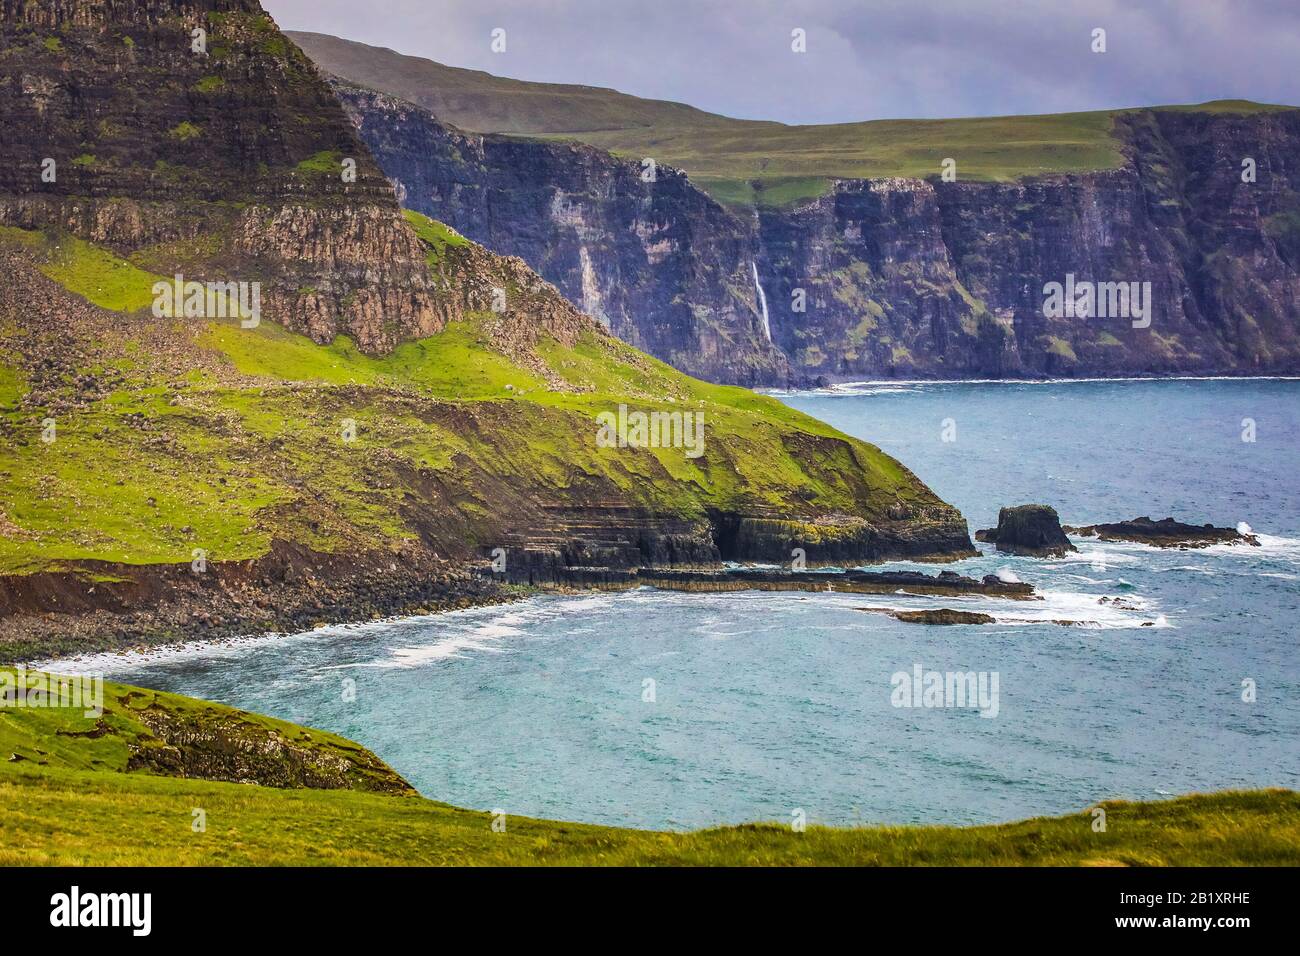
[337, 85, 1300, 383]
[338, 87, 789, 385]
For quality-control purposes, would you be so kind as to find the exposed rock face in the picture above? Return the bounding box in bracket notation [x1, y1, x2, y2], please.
[976, 505, 1077, 557]
[0, 1, 438, 351]
[336, 86, 789, 385]
[1063, 516, 1261, 548]
[335, 84, 1300, 384]
[127, 700, 415, 793]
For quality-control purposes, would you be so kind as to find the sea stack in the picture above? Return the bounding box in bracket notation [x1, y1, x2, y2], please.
[976, 505, 1077, 557]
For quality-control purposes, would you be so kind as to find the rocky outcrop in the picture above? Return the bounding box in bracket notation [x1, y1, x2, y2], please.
[333, 83, 1300, 384]
[860, 608, 997, 625]
[127, 699, 414, 793]
[0, 541, 510, 663]
[976, 505, 1077, 557]
[0, 2, 439, 350]
[1064, 516, 1261, 549]
[488, 566, 1035, 599]
[3, 666, 414, 792]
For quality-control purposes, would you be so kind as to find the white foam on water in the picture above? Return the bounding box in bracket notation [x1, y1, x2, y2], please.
[31, 595, 570, 676]
[1206, 531, 1300, 558]
[844, 585, 1163, 629]
[995, 567, 1022, 583]
[1057, 548, 1141, 565]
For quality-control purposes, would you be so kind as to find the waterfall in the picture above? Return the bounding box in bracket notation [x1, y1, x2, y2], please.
[751, 261, 771, 343]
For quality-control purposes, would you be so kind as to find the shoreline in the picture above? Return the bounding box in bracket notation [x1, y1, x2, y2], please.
[13, 561, 1034, 669]
[763, 374, 1300, 394]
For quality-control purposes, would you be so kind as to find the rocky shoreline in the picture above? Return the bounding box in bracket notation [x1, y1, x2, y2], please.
[1, 546, 1031, 665]
[0, 542, 515, 665]
[6, 506, 1265, 663]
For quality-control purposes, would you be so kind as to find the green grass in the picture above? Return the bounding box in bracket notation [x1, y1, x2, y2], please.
[5, 768, 1295, 866]
[36, 233, 161, 313]
[1, 670, 1295, 866]
[402, 208, 469, 266]
[294, 149, 343, 173]
[560, 110, 1129, 207]
[0, 361, 24, 412]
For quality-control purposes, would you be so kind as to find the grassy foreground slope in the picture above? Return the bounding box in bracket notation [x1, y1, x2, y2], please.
[6, 770, 1295, 866]
[289, 32, 1295, 206]
[1, 671, 1295, 866]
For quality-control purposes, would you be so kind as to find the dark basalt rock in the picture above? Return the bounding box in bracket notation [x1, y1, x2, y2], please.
[483, 564, 1036, 599]
[861, 608, 997, 625]
[1063, 516, 1260, 549]
[976, 505, 1077, 557]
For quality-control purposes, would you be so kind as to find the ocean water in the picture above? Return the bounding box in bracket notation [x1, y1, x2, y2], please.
[58, 380, 1300, 830]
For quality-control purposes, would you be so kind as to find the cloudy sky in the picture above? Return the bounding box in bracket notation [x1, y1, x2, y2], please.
[265, 0, 1300, 125]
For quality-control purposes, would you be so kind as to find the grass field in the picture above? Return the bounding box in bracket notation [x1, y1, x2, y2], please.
[289, 32, 1296, 208]
[1, 670, 1295, 866]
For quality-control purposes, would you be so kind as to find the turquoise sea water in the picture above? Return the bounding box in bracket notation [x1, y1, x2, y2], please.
[60, 380, 1300, 830]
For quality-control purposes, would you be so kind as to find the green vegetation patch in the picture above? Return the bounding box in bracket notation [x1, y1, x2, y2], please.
[402, 208, 470, 267]
[294, 149, 344, 173]
[0, 748, 1294, 865]
[167, 122, 203, 142]
[36, 234, 162, 313]
[0, 361, 26, 411]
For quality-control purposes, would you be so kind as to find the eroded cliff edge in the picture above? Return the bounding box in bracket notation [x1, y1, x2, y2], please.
[333, 84, 1300, 385]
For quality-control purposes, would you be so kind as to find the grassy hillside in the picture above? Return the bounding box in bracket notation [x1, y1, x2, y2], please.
[290, 32, 1296, 207]
[0, 218, 941, 577]
[287, 30, 735, 135]
[1, 670, 1295, 866]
